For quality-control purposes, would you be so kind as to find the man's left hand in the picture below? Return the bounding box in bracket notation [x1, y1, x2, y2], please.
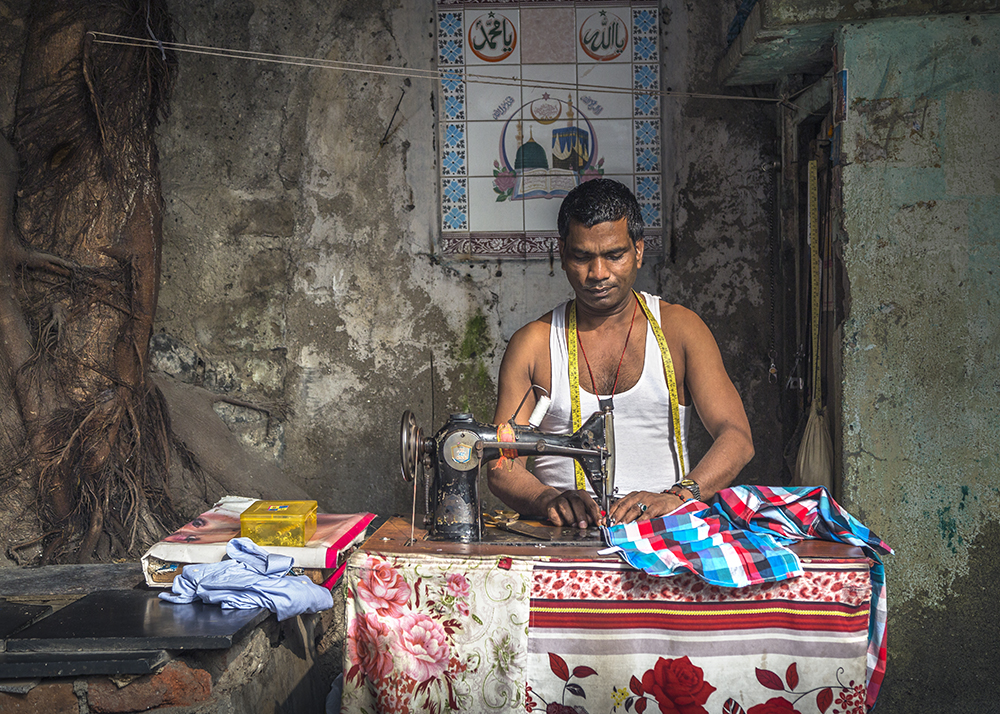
[607, 491, 687, 525]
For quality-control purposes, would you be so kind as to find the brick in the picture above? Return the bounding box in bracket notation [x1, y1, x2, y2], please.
[87, 660, 211, 713]
[0, 682, 78, 713]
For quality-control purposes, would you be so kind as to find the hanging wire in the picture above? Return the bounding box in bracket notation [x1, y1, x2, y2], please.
[88, 31, 787, 105]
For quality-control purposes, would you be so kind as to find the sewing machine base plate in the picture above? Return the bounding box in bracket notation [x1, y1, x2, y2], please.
[425, 524, 604, 546]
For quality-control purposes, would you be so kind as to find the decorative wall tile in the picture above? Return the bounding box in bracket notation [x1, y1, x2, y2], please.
[441, 178, 469, 231]
[634, 64, 658, 91]
[520, 7, 576, 64]
[438, 2, 660, 257]
[465, 8, 520, 66]
[634, 119, 660, 174]
[441, 149, 466, 176]
[635, 174, 661, 228]
[632, 35, 657, 62]
[634, 92, 658, 117]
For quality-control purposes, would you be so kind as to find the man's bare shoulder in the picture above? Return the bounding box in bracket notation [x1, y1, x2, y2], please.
[658, 300, 706, 328]
[498, 311, 555, 396]
[506, 310, 554, 350]
[658, 300, 717, 345]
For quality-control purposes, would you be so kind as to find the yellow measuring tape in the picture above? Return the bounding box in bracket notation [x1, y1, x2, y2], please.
[808, 160, 822, 406]
[567, 291, 687, 490]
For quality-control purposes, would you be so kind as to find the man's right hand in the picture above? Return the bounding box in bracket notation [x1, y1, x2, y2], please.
[543, 489, 602, 529]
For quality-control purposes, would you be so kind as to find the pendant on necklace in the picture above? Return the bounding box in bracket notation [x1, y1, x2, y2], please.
[598, 396, 614, 411]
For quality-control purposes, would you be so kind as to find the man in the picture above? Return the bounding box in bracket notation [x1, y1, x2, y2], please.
[487, 178, 753, 528]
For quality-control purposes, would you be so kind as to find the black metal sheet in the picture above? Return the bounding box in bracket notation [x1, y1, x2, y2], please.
[0, 650, 172, 679]
[0, 564, 144, 598]
[6, 589, 270, 653]
[0, 602, 51, 644]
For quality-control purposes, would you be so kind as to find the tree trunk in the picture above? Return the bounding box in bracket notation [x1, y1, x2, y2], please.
[0, 0, 176, 563]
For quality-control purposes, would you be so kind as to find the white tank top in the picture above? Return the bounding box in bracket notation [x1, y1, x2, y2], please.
[533, 291, 691, 497]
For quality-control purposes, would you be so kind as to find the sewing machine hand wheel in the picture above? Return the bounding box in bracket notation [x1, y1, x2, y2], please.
[400, 410, 424, 482]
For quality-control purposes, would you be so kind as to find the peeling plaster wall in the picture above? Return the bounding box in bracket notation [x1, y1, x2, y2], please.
[155, 0, 503, 518]
[152, 0, 781, 523]
[0, 0, 780, 518]
[153, 0, 657, 519]
[838, 14, 1000, 710]
[660, 0, 782, 484]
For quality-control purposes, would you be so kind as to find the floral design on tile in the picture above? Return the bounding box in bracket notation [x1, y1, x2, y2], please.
[441, 178, 469, 231]
[635, 175, 662, 228]
[443, 123, 466, 151]
[634, 119, 660, 174]
[634, 64, 658, 91]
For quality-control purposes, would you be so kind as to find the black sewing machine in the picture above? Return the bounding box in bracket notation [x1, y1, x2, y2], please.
[399, 405, 615, 543]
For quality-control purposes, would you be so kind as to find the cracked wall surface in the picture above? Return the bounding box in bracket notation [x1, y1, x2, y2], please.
[838, 13, 1000, 711]
[0, 1, 782, 523]
[149, 0, 783, 522]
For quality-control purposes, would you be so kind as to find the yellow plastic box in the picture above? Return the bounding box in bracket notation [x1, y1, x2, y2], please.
[240, 500, 318, 547]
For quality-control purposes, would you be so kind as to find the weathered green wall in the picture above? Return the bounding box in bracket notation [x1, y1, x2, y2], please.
[839, 14, 1000, 710]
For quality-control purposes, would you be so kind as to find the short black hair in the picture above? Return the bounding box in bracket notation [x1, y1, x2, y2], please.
[557, 178, 644, 244]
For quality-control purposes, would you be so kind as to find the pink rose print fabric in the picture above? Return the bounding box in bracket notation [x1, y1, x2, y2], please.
[342, 552, 533, 713]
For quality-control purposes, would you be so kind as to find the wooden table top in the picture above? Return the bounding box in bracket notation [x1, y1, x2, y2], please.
[360, 516, 866, 561]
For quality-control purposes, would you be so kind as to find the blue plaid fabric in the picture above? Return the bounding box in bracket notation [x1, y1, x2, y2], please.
[600, 498, 802, 586]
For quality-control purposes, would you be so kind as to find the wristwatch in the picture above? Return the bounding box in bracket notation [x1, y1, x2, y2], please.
[672, 478, 702, 502]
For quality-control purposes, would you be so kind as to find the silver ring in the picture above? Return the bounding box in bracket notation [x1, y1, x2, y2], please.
[637, 502, 647, 513]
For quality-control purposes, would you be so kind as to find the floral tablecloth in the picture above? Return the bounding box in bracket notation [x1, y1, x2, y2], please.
[341, 551, 872, 714]
[342, 552, 533, 713]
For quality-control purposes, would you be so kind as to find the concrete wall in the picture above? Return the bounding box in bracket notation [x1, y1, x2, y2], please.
[151, 0, 781, 521]
[838, 13, 1000, 711]
[0, 1, 780, 523]
[659, 1, 782, 484]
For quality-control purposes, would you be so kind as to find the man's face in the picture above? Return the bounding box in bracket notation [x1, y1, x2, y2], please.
[559, 218, 644, 314]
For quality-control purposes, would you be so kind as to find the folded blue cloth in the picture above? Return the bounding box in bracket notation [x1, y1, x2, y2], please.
[159, 537, 333, 621]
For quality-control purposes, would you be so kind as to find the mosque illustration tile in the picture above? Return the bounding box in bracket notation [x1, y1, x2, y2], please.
[577, 63, 632, 120]
[520, 7, 576, 64]
[466, 65, 521, 122]
[438, 2, 660, 253]
[464, 8, 520, 66]
[469, 177, 524, 233]
[523, 191, 563, 233]
[585, 119, 634, 176]
[466, 121, 506, 176]
[521, 63, 576, 103]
